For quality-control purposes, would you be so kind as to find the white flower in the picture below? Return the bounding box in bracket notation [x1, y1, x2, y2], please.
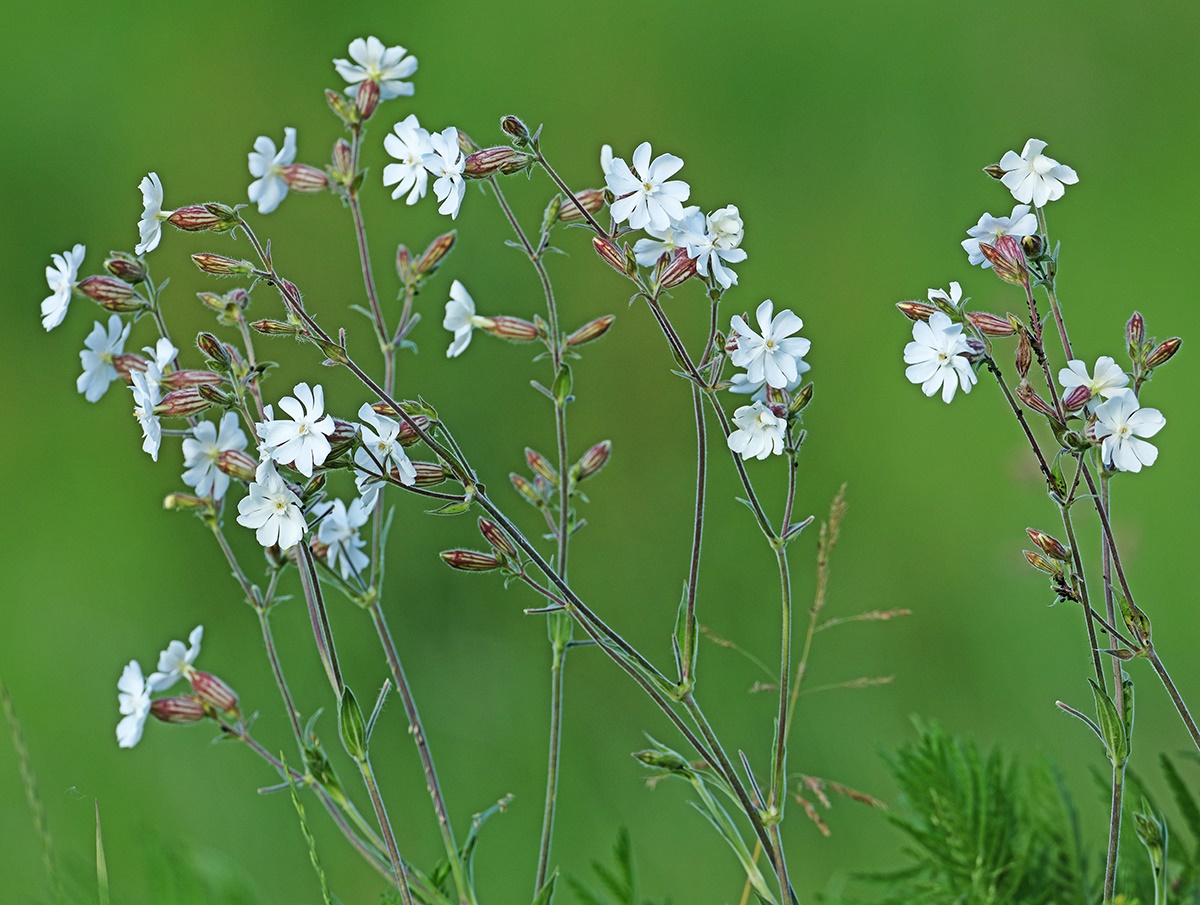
[135, 172, 169, 255]
[182, 412, 248, 499]
[632, 206, 703, 267]
[354, 402, 416, 510]
[729, 360, 809, 402]
[334, 36, 417, 101]
[927, 282, 964, 309]
[605, 142, 690, 232]
[256, 382, 335, 478]
[1059, 356, 1129, 411]
[142, 336, 178, 391]
[147, 625, 203, 692]
[961, 205, 1038, 267]
[685, 205, 748, 289]
[317, 498, 371, 580]
[131, 370, 163, 460]
[728, 300, 811, 390]
[77, 315, 130, 403]
[116, 660, 151, 749]
[41, 244, 85, 331]
[999, 139, 1079, 208]
[383, 114, 432, 204]
[903, 310, 977, 403]
[443, 279, 488, 358]
[727, 401, 786, 460]
[247, 127, 297, 215]
[1092, 389, 1165, 473]
[236, 460, 307, 549]
[423, 127, 466, 219]
[600, 144, 616, 180]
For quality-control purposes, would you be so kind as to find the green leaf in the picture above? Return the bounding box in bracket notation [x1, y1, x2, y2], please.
[427, 500, 471, 516]
[531, 869, 558, 905]
[1089, 679, 1128, 766]
[552, 364, 573, 405]
[337, 687, 367, 760]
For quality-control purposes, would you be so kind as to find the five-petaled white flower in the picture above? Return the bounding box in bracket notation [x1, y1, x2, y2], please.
[135, 172, 169, 255]
[354, 402, 417, 510]
[131, 370, 163, 460]
[604, 142, 690, 232]
[77, 315, 130, 403]
[248, 127, 297, 215]
[383, 114, 432, 204]
[423, 127, 466, 219]
[727, 401, 787, 460]
[41, 244, 85, 331]
[1092, 388, 1165, 473]
[903, 310, 977, 403]
[443, 279, 488, 358]
[1059, 356, 1129, 411]
[961, 205, 1038, 268]
[116, 660, 152, 749]
[317, 498, 371, 581]
[334, 36, 418, 101]
[142, 336, 178, 392]
[256, 383, 335, 478]
[147, 625, 203, 692]
[236, 460, 307, 549]
[182, 412, 248, 499]
[999, 139, 1079, 208]
[685, 205, 748, 290]
[632, 206, 704, 267]
[728, 300, 811, 390]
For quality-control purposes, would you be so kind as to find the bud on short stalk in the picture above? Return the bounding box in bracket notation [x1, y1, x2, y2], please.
[113, 354, 148, 380]
[979, 236, 1030, 287]
[464, 147, 535, 179]
[633, 748, 691, 771]
[192, 253, 254, 276]
[280, 164, 330, 193]
[558, 189, 606, 222]
[396, 414, 431, 447]
[457, 129, 479, 155]
[167, 205, 226, 232]
[1015, 329, 1033, 378]
[1016, 380, 1061, 422]
[410, 461, 448, 486]
[355, 77, 380, 121]
[188, 671, 239, 713]
[983, 163, 1006, 180]
[566, 315, 615, 347]
[966, 311, 1016, 336]
[1062, 384, 1093, 412]
[1024, 549, 1060, 575]
[163, 493, 209, 511]
[415, 231, 456, 277]
[480, 316, 539, 343]
[250, 318, 302, 336]
[1027, 528, 1070, 561]
[217, 449, 258, 482]
[150, 696, 208, 725]
[1145, 337, 1181, 369]
[593, 236, 635, 277]
[159, 369, 223, 391]
[500, 115, 533, 147]
[440, 549, 501, 572]
[76, 275, 145, 312]
[154, 388, 214, 417]
[104, 252, 146, 283]
[510, 472, 541, 506]
[331, 138, 354, 184]
[1126, 311, 1145, 353]
[525, 448, 559, 485]
[657, 248, 698, 290]
[896, 300, 935, 322]
[964, 338, 987, 363]
[196, 333, 229, 366]
[575, 440, 612, 480]
[478, 518, 517, 557]
[326, 89, 355, 124]
[1020, 234, 1045, 259]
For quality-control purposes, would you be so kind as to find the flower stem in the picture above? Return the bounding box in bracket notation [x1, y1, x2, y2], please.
[1103, 762, 1125, 904]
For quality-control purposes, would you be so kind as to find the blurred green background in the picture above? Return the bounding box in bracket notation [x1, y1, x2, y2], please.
[3, 1, 1200, 902]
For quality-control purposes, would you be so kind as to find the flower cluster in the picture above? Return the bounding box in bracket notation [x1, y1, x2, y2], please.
[117, 626, 215, 748]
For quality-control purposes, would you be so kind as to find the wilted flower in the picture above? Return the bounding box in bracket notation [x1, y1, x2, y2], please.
[247, 127, 298, 215]
[77, 315, 131, 402]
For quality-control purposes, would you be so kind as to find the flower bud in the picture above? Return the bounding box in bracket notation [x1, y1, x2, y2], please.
[416, 231, 457, 277]
[964, 338, 987, 362]
[355, 77, 380, 121]
[1027, 528, 1070, 561]
[280, 164, 330, 193]
[1062, 384, 1092, 412]
[192, 253, 254, 276]
[559, 189, 606, 222]
[979, 236, 1029, 287]
[478, 518, 517, 557]
[217, 449, 258, 482]
[480, 316, 539, 343]
[410, 461, 448, 486]
[983, 163, 1006, 180]
[440, 549, 501, 572]
[167, 205, 225, 232]
[150, 696, 207, 724]
[593, 236, 634, 277]
[566, 315, 615, 347]
[457, 129, 479, 155]
[396, 414, 432, 446]
[328, 419, 358, 457]
[1023, 549, 1059, 574]
[188, 671, 239, 713]
[331, 138, 354, 184]
[76, 275, 144, 312]
[1126, 311, 1145, 353]
[464, 147, 535, 179]
[896, 300, 935, 322]
[1015, 329, 1032, 378]
[657, 248, 698, 290]
[633, 748, 692, 771]
[326, 89, 355, 124]
[510, 472, 542, 506]
[395, 244, 413, 283]
[154, 388, 214, 418]
[196, 333, 229, 366]
[788, 382, 815, 415]
[1020, 234, 1045, 258]
[159, 369, 223, 391]
[1016, 380, 1060, 422]
[104, 252, 146, 283]
[113, 354, 148, 380]
[250, 319, 301, 336]
[525, 448, 559, 485]
[1145, 337, 1181, 369]
[163, 493, 209, 511]
[966, 311, 1016, 336]
[500, 115, 533, 146]
[575, 440, 612, 480]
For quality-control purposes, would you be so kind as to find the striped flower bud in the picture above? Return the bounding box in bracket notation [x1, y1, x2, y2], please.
[159, 369, 223, 391]
[188, 671, 239, 714]
[217, 449, 258, 482]
[559, 189, 605, 222]
[250, 319, 301, 336]
[657, 248, 698, 290]
[896, 300, 935, 322]
[163, 493, 209, 511]
[575, 440, 611, 480]
[593, 236, 634, 277]
[1145, 337, 1181, 369]
[416, 231, 457, 277]
[167, 205, 225, 232]
[510, 472, 541, 506]
[280, 164, 330, 193]
[478, 518, 517, 557]
[355, 77, 380, 121]
[104, 252, 146, 284]
[154, 388, 214, 418]
[1062, 384, 1092, 412]
[410, 461, 448, 487]
[1126, 311, 1145, 353]
[499, 115, 532, 147]
[440, 549, 501, 572]
[192, 253, 254, 276]
[1027, 528, 1070, 561]
[525, 448, 558, 485]
[1016, 380, 1060, 422]
[566, 315, 615, 347]
[464, 147, 535, 179]
[979, 236, 1029, 287]
[76, 275, 144, 312]
[966, 311, 1016, 336]
[481, 316, 539, 343]
[151, 696, 208, 725]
